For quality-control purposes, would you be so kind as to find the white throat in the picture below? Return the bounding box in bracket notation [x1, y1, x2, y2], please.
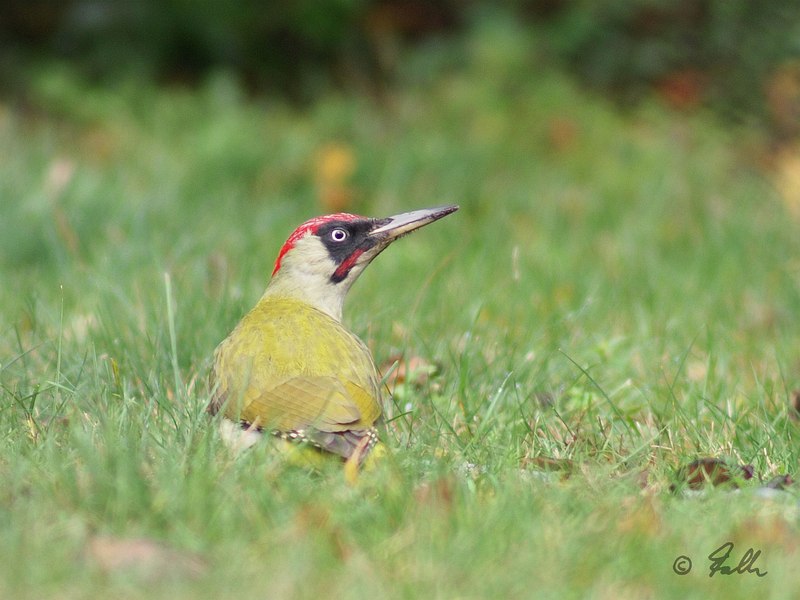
[260, 235, 371, 322]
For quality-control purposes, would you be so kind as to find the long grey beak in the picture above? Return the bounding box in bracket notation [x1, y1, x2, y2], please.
[370, 205, 459, 242]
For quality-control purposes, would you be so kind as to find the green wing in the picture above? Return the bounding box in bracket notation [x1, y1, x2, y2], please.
[210, 297, 382, 434]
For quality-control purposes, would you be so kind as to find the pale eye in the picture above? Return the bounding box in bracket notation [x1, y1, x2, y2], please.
[330, 228, 349, 242]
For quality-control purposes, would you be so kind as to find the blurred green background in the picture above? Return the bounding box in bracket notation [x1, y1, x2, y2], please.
[4, 2, 800, 598]
[4, 0, 800, 271]
[3, 0, 800, 127]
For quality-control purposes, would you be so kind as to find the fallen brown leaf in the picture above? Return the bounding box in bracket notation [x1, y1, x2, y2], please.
[381, 354, 438, 388]
[734, 516, 800, 553]
[315, 143, 357, 213]
[617, 496, 662, 537]
[772, 144, 800, 219]
[86, 535, 207, 580]
[765, 60, 800, 139]
[414, 477, 455, 511]
[790, 390, 800, 420]
[655, 68, 707, 111]
[292, 504, 351, 562]
[673, 458, 754, 491]
[547, 117, 580, 153]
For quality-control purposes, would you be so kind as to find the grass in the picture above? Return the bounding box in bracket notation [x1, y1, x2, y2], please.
[2, 27, 800, 599]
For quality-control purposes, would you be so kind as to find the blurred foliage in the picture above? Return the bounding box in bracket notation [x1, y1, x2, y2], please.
[0, 0, 460, 100]
[2, 0, 800, 134]
[537, 0, 800, 133]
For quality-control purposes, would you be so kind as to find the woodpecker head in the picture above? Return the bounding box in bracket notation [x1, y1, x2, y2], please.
[263, 205, 459, 320]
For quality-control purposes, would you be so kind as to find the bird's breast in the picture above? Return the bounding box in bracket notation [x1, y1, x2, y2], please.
[210, 297, 382, 431]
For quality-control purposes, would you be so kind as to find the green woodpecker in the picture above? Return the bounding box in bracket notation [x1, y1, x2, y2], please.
[209, 205, 458, 467]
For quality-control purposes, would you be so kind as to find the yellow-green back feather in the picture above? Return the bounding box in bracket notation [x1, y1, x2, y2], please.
[211, 297, 382, 435]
